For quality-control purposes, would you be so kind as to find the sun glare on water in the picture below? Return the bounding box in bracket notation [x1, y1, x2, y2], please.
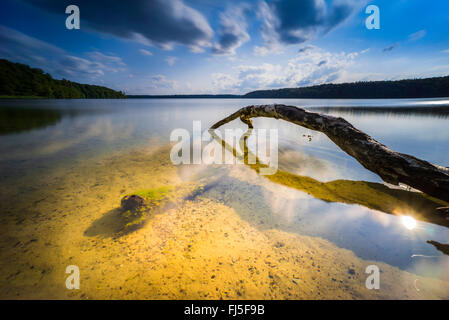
[400, 216, 417, 230]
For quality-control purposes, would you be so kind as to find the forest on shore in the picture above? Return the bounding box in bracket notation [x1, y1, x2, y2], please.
[129, 75, 449, 99]
[0, 59, 126, 99]
[243, 76, 449, 99]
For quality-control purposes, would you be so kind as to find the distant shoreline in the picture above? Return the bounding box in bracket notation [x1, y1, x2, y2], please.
[126, 94, 242, 99]
[126, 95, 449, 100]
[2, 57, 449, 99]
[128, 76, 449, 99]
[2, 95, 449, 100]
[0, 96, 126, 99]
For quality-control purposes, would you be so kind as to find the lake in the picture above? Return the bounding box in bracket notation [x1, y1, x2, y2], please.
[0, 98, 448, 299]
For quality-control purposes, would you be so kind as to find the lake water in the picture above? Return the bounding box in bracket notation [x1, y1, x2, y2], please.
[0, 98, 448, 299]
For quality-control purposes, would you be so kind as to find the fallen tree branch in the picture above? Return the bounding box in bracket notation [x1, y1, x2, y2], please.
[426, 240, 449, 256]
[210, 104, 449, 203]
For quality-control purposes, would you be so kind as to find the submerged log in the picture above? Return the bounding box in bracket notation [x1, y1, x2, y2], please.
[210, 104, 449, 203]
[209, 129, 449, 227]
[426, 240, 449, 256]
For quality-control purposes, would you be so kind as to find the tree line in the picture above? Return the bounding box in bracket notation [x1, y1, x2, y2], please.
[0, 59, 126, 98]
[244, 76, 449, 99]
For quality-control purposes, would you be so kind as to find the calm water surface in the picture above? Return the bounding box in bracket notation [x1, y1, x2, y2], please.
[1, 98, 448, 298]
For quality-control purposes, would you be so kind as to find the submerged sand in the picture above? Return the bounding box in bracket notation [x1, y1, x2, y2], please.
[0, 144, 447, 299]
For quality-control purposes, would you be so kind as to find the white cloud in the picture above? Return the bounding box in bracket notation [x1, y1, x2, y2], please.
[212, 4, 250, 55]
[147, 75, 177, 88]
[211, 73, 240, 92]
[165, 56, 178, 66]
[408, 29, 426, 41]
[188, 45, 206, 53]
[0, 26, 126, 82]
[253, 1, 285, 56]
[87, 51, 125, 65]
[129, 74, 178, 94]
[139, 49, 153, 56]
[212, 46, 367, 93]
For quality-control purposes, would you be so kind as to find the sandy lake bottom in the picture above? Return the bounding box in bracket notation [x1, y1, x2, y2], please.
[0, 142, 448, 300]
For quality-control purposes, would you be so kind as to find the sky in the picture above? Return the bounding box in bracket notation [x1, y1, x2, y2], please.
[1, 0, 449, 95]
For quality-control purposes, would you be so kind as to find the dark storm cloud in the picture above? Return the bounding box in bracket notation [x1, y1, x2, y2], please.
[273, 0, 326, 44]
[213, 33, 241, 54]
[260, 0, 357, 47]
[24, 0, 214, 51]
[323, 0, 355, 33]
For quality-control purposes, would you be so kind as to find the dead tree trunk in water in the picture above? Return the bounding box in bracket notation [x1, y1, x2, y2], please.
[210, 104, 449, 204]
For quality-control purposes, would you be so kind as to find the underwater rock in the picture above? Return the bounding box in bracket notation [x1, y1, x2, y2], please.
[117, 184, 204, 233]
[121, 195, 146, 211]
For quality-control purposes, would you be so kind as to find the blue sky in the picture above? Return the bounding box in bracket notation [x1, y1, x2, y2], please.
[1, 0, 449, 94]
